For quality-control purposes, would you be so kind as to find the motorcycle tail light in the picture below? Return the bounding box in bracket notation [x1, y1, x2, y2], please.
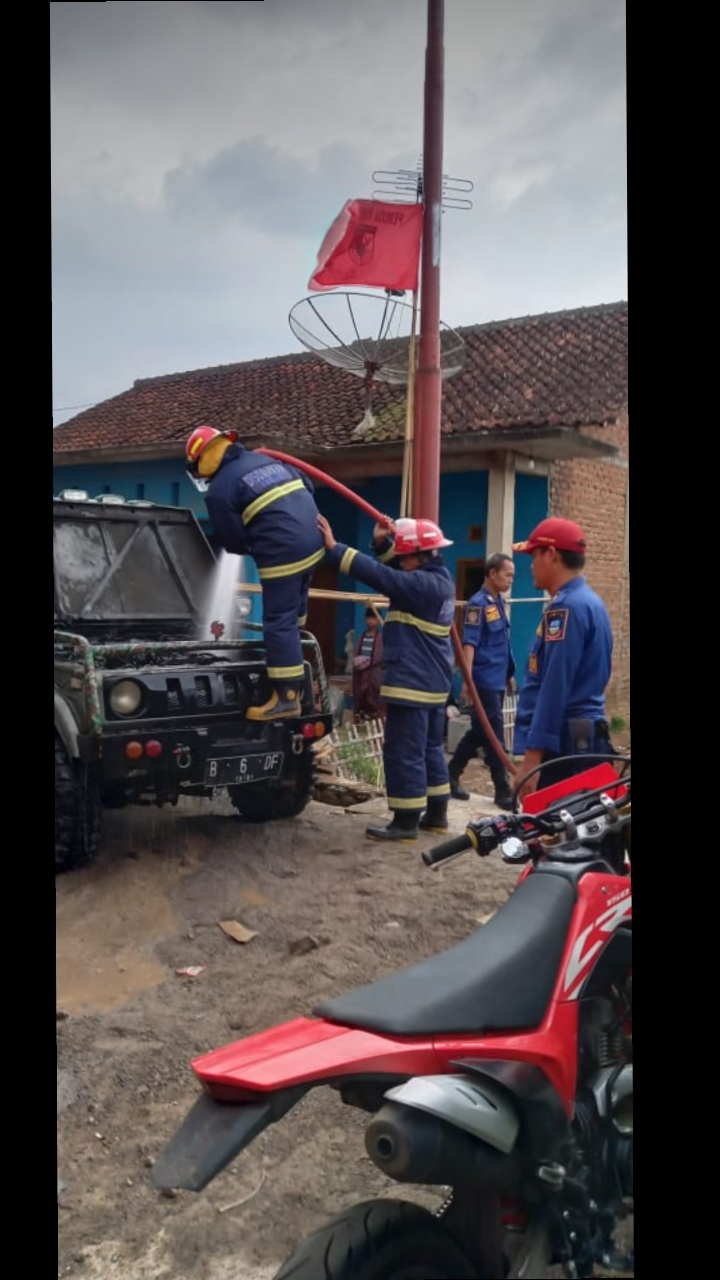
[501, 1198, 529, 1232]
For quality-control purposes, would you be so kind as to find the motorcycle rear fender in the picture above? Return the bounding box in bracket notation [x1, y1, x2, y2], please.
[188, 1016, 440, 1091]
[152, 1084, 307, 1191]
[153, 1016, 441, 1192]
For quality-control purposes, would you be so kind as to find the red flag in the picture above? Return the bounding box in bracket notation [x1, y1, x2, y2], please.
[309, 199, 423, 292]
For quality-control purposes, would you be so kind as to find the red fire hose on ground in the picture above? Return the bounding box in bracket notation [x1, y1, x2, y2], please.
[258, 447, 517, 777]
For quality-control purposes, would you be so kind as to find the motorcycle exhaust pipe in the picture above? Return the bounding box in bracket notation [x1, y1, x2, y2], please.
[365, 1102, 521, 1189]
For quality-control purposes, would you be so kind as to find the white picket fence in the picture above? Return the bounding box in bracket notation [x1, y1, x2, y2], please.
[319, 717, 386, 787]
[503, 693, 518, 752]
[320, 696, 518, 787]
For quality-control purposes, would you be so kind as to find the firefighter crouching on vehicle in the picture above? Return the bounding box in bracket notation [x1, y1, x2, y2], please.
[186, 426, 325, 721]
[318, 513, 455, 843]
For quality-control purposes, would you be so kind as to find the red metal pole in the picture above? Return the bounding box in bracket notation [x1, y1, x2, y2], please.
[412, 0, 445, 524]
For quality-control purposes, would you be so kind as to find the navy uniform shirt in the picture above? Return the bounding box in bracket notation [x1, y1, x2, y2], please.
[205, 444, 324, 576]
[327, 541, 455, 706]
[462, 585, 515, 692]
[513, 576, 613, 755]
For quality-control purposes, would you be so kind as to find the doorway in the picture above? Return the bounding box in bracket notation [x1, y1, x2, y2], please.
[305, 562, 340, 675]
[454, 557, 485, 628]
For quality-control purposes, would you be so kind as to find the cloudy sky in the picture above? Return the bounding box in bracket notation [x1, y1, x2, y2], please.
[51, 0, 626, 426]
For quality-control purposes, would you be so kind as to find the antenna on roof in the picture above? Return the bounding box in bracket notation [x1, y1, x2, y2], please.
[372, 158, 474, 211]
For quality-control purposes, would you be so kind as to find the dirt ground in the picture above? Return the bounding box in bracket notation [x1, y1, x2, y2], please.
[57, 753, 631, 1280]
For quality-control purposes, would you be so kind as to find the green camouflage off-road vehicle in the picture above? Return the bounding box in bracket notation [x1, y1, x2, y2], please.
[54, 494, 333, 872]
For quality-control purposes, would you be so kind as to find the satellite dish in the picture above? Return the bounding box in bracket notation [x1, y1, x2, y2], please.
[288, 291, 465, 388]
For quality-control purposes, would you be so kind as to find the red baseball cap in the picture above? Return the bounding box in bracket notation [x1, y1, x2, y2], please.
[513, 517, 587, 554]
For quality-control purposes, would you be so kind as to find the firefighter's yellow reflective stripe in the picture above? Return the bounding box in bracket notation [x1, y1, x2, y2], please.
[385, 610, 451, 637]
[339, 548, 358, 575]
[297, 614, 307, 626]
[380, 685, 449, 705]
[267, 664, 305, 680]
[258, 548, 325, 579]
[242, 480, 305, 525]
[388, 796, 426, 810]
[427, 783, 451, 797]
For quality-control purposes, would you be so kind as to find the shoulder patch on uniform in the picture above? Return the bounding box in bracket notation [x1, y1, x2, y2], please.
[465, 606, 481, 626]
[484, 605, 501, 622]
[545, 608, 569, 642]
[529, 653, 538, 674]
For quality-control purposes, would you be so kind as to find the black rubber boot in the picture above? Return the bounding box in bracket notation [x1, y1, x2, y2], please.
[247, 687, 301, 721]
[449, 775, 470, 801]
[419, 798, 449, 834]
[490, 766, 514, 809]
[366, 811, 420, 842]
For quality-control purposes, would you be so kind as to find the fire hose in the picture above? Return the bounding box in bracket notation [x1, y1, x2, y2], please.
[258, 447, 517, 776]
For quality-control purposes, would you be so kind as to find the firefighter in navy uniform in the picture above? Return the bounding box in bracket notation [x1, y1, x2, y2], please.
[512, 517, 615, 798]
[447, 552, 516, 808]
[318, 513, 455, 843]
[185, 426, 325, 721]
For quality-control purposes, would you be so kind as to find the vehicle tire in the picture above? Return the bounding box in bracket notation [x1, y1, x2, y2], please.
[55, 731, 102, 872]
[229, 749, 314, 823]
[273, 1198, 477, 1280]
[502, 1212, 551, 1278]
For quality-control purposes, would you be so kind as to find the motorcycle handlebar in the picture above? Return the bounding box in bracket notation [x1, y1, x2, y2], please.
[422, 776, 631, 869]
[421, 832, 475, 866]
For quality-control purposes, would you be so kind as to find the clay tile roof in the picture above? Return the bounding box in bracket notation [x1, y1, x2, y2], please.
[53, 301, 627, 457]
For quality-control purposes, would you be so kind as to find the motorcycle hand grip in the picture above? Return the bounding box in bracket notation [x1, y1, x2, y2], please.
[422, 833, 474, 866]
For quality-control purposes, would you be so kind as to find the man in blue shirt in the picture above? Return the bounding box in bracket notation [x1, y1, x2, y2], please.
[447, 553, 516, 808]
[318, 513, 455, 842]
[512, 517, 614, 799]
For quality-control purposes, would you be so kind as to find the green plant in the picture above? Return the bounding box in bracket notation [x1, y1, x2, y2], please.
[610, 715, 627, 733]
[334, 727, 385, 788]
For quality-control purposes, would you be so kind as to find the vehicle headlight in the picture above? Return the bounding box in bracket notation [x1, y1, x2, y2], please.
[56, 489, 89, 502]
[109, 680, 143, 716]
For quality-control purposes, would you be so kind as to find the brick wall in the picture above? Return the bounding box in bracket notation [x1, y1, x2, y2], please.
[549, 412, 629, 722]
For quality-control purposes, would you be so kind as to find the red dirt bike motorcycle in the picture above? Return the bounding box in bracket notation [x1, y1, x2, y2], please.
[154, 757, 632, 1279]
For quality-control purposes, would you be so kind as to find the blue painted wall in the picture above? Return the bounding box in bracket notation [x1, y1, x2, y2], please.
[511, 472, 549, 687]
[53, 459, 547, 680]
[53, 459, 205, 522]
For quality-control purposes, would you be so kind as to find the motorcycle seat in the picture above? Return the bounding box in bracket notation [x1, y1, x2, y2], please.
[315, 872, 577, 1036]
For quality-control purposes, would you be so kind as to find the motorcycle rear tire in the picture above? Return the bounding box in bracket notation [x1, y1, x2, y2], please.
[503, 1212, 552, 1278]
[272, 1197, 477, 1279]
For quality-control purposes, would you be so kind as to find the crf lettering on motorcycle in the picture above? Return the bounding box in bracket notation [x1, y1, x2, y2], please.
[563, 895, 632, 1000]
